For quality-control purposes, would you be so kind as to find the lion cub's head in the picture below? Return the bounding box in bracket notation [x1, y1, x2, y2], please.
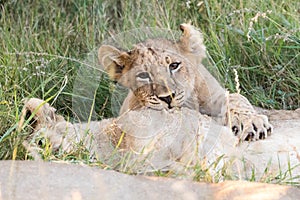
[98, 23, 206, 111]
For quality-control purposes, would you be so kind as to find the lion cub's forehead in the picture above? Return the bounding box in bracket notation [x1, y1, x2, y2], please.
[131, 40, 181, 67]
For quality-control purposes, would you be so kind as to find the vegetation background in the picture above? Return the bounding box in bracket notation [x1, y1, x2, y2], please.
[0, 0, 299, 182]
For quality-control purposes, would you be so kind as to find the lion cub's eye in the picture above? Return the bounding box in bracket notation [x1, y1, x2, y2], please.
[169, 62, 182, 73]
[136, 72, 150, 81]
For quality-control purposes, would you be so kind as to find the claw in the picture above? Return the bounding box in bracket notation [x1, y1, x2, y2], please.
[232, 126, 239, 136]
[259, 131, 266, 140]
[267, 126, 273, 136]
[245, 132, 255, 141]
[252, 123, 258, 132]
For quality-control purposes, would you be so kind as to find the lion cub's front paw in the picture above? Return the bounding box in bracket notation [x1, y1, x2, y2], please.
[228, 93, 273, 142]
[231, 113, 273, 141]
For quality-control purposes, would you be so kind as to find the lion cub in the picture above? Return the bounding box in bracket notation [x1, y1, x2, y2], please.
[98, 23, 272, 141]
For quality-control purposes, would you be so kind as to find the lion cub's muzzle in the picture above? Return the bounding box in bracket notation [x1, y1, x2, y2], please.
[158, 93, 175, 109]
[134, 84, 184, 110]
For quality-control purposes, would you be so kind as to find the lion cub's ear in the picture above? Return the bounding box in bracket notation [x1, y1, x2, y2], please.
[98, 45, 131, 82]
[178, 23, 206, 62]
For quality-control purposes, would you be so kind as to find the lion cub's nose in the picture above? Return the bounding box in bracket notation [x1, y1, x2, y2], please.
[158, 93, 175, 108]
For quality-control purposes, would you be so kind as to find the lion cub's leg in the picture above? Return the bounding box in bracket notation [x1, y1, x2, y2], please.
[226, 93, 273, 141]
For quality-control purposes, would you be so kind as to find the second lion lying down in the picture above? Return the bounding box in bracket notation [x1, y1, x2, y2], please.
[22, 98, 300, 181]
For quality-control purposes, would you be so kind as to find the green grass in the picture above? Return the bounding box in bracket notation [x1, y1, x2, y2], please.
[0, 0, 299, 184]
